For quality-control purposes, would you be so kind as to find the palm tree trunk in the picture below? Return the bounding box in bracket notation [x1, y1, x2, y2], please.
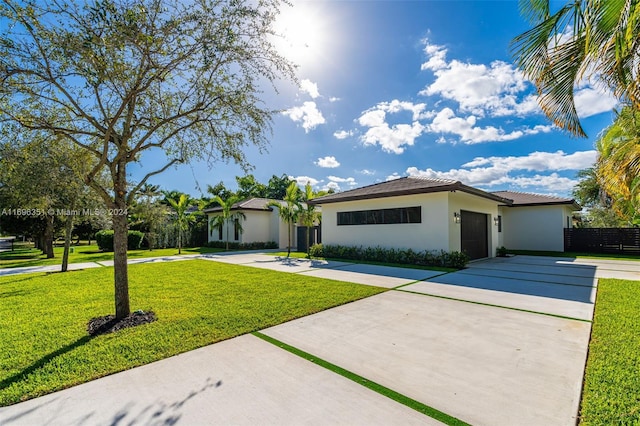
[287, 221, 291, 257]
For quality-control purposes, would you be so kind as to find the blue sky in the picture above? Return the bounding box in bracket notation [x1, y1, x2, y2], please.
[146, 0, 617, 198]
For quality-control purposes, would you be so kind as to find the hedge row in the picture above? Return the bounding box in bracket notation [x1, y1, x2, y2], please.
[309, 243, 469, 269]
[206, 241, 278, 250]
[95, 230, 145, 252]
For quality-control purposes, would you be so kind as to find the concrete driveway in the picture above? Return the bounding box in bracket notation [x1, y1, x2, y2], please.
[4, 254, 639, 425]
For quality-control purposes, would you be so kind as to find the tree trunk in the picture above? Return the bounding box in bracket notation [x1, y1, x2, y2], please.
[287, 222, 291, 257]
[306, 226, 310, 258]
[112, 209, 130, 319]
[44, 214, 55, 259]
[112, 165, 130, 320]
[61, 200, 76, 272]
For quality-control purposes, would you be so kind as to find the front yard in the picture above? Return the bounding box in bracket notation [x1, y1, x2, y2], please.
[0, 260, 385, 406]
[0, 243, 222, 269]
[579, 278, 640, 424]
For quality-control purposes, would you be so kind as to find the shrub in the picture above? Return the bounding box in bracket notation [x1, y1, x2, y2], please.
[309, 243, 324, 258]
[206, 241, 277, 250]
[309, 243, 469, 269]
[95, 230, 145, 252]
[496, 246, 508, 257]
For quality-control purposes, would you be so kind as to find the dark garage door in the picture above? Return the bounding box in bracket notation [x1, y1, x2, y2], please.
[461, 210, 488, 260]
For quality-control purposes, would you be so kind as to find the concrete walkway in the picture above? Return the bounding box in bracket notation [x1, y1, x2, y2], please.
[3, 254, 640, 425]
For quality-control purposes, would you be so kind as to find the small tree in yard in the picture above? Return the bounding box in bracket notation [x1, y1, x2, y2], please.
[209, 195, 245, 251]
[269, 181, 300, 257]
[300, 182, 320, 258]
[0, 0, 295, 320]
[165, 192, 197, 255]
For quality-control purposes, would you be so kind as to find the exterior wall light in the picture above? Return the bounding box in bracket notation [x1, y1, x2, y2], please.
[453, 212, 461, 224]
[494, 217, 500, 226]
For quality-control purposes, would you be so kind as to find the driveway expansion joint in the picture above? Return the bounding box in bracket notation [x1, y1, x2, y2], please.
[253, 331, 470, 426]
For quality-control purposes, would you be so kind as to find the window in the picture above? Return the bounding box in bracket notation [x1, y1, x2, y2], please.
[337, 206, 421, 225]
[218, 224, 223, 240]
[497, 215, 502, 233]
[234, 220, 240, 240]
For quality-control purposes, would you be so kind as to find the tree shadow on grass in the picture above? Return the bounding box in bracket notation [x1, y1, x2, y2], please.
[0, 334, 95, 393]
[0, 275, 41, 286]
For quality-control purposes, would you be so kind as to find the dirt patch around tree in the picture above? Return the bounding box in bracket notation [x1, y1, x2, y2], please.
[87, 310, 157, 336]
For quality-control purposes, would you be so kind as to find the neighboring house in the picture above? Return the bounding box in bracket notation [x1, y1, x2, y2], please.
[308, 177, 580, 260]
[205, 198, 314, 250]
[493, 191, 580, 252]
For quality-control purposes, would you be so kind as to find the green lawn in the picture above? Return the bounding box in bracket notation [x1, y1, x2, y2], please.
[0, 260, 386, 406]
[579, 278, 640, 424]
[0, 244, 222, 269]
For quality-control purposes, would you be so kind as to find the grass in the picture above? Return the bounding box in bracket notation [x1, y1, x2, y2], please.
[0, 259, 386, 406]
[579, 278, 640, 424]
[267, 251, 456, 272]
[0, 243, 222, 269]
[254, 332, 470, 426]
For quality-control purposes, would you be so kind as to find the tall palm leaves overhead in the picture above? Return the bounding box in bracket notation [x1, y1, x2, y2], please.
[512, 0, 640, 137]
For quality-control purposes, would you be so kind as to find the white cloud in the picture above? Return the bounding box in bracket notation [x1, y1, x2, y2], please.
[320, 175, 357, 192]
[427, 108, 538, 144]
[327, 175, 357, 185]
[421, 40, 448, 71]
[333, 129, 354, 140]
[315, 156, 340, 168]
[406, 150, 595, 193]
[574, 86, 617, 118]
[357, 100, 427, 154]
[359, 169, 375, 176]
[420, 39, 533, 118]
[329, 97, 341, 102]
[386, 172, 402, 181]
[282, 101, 326, 132]
[463, 150, 596, 171]
[324, 181, 341, 191]
[300, 79, 320, 99]
[290, 175, 320, 186]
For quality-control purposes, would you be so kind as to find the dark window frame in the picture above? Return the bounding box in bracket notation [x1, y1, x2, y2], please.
[234, 219, 240, 241]
[337, 206, 422, 226]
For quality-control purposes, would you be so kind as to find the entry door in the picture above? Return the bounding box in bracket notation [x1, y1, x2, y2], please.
[460, 210, 488, 260]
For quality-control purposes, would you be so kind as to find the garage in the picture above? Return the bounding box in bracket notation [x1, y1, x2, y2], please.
[461, 210, 488, 260]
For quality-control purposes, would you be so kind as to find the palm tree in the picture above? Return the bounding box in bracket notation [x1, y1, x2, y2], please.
[209, 195, 246, 250]
[512, 1, 640, 137]
[299, 182, 321, 258]
[165, 193, 196, 254]
[269, 181, 301, 257]
[595, 106, 640, 224]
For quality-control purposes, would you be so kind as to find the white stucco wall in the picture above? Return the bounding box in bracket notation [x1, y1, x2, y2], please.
[319, 193, 451, 252]
[207, 211, 271, 244]
[499, 205, 573, 252]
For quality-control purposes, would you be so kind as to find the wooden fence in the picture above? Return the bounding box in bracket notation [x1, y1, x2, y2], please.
[564, 228, 640, 254]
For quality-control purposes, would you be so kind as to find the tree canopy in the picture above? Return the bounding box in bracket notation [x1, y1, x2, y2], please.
[0, 0, 295, 319]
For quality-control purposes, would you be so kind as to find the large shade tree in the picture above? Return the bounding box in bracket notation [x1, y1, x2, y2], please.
[512, 0, 640, 136]
[0, 0, 294, 319]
